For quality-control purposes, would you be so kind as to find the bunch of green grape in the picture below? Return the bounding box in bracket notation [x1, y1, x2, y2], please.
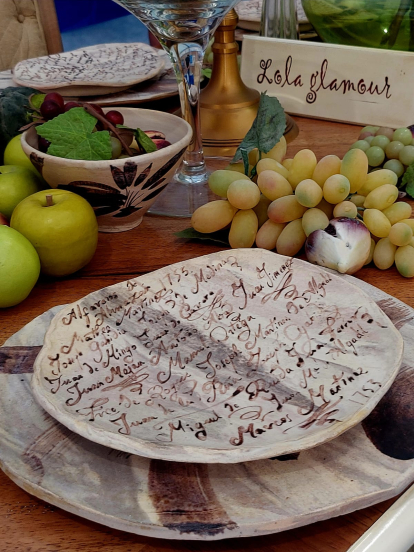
[191, 138, 414, 278]
[348, 125, 414, 182]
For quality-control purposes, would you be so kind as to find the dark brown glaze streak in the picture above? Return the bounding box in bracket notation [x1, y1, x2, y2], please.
[376, 298, 414, 330]
[148, 460, 237, 536]
[22, 423, 76, 485]
[0, 346, 42, 374]
[362, 365, 414, 460]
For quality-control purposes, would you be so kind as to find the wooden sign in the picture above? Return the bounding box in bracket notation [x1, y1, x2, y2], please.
[32, 250, 403, 464]
[240, 37, 414, 127]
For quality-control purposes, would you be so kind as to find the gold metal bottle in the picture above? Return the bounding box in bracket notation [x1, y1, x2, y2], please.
[200, 9, 260, 157]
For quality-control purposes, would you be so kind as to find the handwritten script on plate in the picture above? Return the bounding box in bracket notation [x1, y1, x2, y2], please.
[32, 250, 403, 463]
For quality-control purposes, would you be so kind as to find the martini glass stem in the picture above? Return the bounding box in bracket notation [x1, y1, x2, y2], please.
[168, 41, 207, 184]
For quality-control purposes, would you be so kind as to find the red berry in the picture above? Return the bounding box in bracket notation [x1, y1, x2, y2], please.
[105, 110, 124, 126]
[64, 101, 82, 112]
[38, 136, 51, 153]
[44, 92, 65, 110]
[40, 100, 63, 120]
[89, 104, 105, 117]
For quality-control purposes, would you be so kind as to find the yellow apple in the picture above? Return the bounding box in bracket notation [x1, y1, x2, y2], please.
[0, 225, 40, 308]
[10, 189, 99, 277]
[0, 165, 42, 220]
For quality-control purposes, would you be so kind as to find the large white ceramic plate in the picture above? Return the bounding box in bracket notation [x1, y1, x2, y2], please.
[2, 278, 414, 540]
[12, 43, 164, 96]
[32, 250, 403, 463]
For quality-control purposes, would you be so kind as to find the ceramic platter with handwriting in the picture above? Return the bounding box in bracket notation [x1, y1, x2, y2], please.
[32, 250, 403, 463]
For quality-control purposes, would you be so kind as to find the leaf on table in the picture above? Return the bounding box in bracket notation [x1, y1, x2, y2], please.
[232, 92, 286, 174]
[175, 227, 230, 245]
[0, 86, 38, 157]
[36, 107, 112, 161]
[401, 162, 414, 198]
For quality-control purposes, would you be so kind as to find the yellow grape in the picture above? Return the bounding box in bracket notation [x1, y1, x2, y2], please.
[358, 169, 398, 196]
[224, 163, 246, 175]
[349, 195, 366, 208]
[388, 222, 413, 246]
[333, 201, 357, 218]
[400, 219, 414, 231]
[227, 179, 261, 209]
[373, 238, 397, 269]
[363, 209, 392, 238]
[364, 238, 376, 265]
[253, 194, 272, 227]
[295, 179, 323, 207]
[191, 200, 237, 233]
[208, 170, 250, 197]
[302, 208, 329, 237]
[410, 236, 414, 247]
[312, 155, 341, 187]
[229, 209, 258, 248]
[276, 219, 306, 256]
[257, 170, 293, 201]
[395, 245, 414, 277]
[316, 198, 334, 219]
[363, 184, 399, 210]
[256, 157, 290, 179]
[382, 202, 413, 225]
[261, 136, 287, 163]
[340, 149, 368, 193]
[267, 195, 308, 223]
[282, 158, 293, 170]
[287, 149, 317, 188]
[255, 220, 285, 249]
[323, 174, 350, 204]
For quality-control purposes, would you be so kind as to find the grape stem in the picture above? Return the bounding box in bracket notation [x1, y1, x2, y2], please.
[82, 103, 134, 157]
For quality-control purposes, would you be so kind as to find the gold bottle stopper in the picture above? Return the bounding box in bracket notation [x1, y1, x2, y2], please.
[200, 9, 260, 157]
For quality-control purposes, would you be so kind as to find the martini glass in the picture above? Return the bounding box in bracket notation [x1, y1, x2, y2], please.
[112, 0, 240, 216]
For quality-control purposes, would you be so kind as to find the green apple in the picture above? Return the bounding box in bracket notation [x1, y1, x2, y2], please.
[0, 225, 40, 308]
[11, 189, 99, 277]
[0, 165, 42, 220]
[4, 135, 48, 187]
[4, 134, 39, 173]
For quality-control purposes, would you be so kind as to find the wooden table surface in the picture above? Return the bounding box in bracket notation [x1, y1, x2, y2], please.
[1, 115, 413, 552]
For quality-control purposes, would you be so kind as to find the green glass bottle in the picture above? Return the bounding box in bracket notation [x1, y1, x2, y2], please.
[302, 0, 414, 51]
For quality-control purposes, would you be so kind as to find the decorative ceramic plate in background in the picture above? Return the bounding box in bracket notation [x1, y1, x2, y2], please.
[62, 51, 178, 105]
[31, 250, 403, 464]
[12, 43, 164, 96]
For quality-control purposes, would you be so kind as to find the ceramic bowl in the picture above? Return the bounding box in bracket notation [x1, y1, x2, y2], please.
[21, 108, 192, 232]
